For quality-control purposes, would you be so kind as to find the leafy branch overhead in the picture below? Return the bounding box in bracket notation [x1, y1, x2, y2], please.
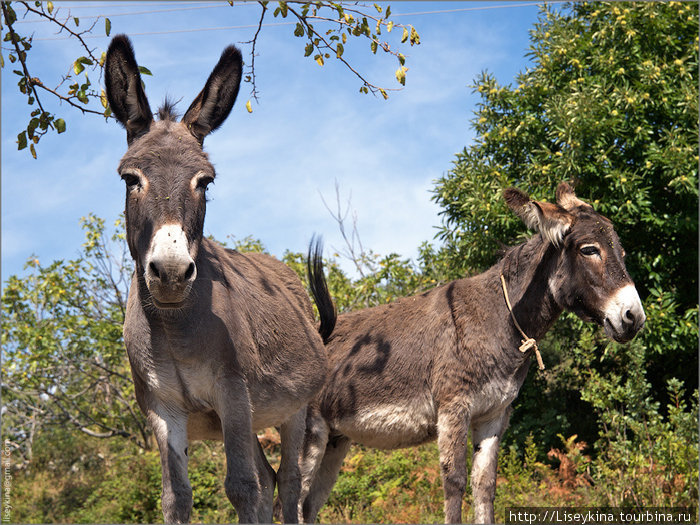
[1, 0, 419, 156]
[260, 1, 419, 100]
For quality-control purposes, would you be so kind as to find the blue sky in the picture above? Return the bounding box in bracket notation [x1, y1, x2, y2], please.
[1, 1, 551, 283]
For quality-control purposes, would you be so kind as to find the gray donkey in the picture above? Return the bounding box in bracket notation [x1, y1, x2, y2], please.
[105, 35, 334, 523]
[300, 182, 646, 523]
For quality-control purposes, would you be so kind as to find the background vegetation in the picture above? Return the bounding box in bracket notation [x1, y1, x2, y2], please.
[2, 2, 697, 523]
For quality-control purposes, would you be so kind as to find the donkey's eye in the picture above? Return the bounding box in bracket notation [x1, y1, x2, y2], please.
[580, 245, 601, 257]
[121, 173, 141, 191]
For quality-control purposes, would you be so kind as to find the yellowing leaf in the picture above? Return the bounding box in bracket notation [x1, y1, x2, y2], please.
[316, 55, 325, 66]
[245, 100, 253, 113]
[395, 66, 407, 86]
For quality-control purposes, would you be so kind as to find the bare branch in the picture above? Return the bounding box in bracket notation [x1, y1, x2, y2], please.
[242, 2, 268, 103]
[319, 181, 373, 278]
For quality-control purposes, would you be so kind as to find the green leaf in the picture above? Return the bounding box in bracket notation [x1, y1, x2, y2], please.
[304, 43, 314, 57]
[279, 1, 288, 17]
[17, 131, 27, 150]
[73, 17, 79, 27]
[73, 60, 85, 75]
[336, 43, 344, 58]
[55, 118, 66, 134]
[138, 66, 152, 76]
[47, 1, 54, 14]
[401, 27, 409, 43]
[105, 18, 111, 36]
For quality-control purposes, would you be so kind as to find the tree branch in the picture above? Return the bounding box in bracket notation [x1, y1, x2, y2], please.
[32, 78, 108, 117]
[2, 2, 49, 118]
[243, 2, 268, 103]
[19, 1, 100, 64]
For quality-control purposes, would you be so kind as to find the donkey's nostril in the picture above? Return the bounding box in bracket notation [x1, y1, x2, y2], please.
[184, 262, 195, 281]
[624, 309, 636, 324]
[149, 261, 161, 280]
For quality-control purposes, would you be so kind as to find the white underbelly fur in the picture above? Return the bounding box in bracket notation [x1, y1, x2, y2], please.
[336, 395, 437, 449]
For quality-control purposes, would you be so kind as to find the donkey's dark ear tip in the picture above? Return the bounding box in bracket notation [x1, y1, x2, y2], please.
[503, 187, 530, 209]
[107, 34, 134, 53]
[220, 45, 243, 65]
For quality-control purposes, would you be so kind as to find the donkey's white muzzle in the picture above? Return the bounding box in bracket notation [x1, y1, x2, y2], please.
[602, 283, 646, 343]
[144, 224, 197, 307]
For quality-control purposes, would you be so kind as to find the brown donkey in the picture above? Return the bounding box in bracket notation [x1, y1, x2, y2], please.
[105, 35, 333, 523]
[300, 182, 645, 523]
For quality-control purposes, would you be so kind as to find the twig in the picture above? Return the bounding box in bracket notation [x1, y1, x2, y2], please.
[32, 79, 108, 117]
[243, 2, 268, 102]
[286, 3, 396, 96]
[19, 1, 100, 64]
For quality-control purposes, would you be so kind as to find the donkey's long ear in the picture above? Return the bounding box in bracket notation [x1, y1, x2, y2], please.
[182, 45, 242, 145]
[556, 181, 593, 211]
[504, 187, 574, 246]
[105, 35, 153, 144]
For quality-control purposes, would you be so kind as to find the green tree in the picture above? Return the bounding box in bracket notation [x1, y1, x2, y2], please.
[2, 216, 149, 462]
[433, 0, 697, 503]
[1, 1, 419, 156]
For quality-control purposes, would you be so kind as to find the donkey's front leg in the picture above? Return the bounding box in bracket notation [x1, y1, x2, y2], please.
[437, 405, 470, 524]
[148, 403, 192, 524]
[470, 409, 511, 524]
[277, 407, 307, 523]
[214, 377, 264, 523]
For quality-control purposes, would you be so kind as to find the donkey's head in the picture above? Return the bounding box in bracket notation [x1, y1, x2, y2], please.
[504, 182, 645, 343]
[105, 35, 242, 309]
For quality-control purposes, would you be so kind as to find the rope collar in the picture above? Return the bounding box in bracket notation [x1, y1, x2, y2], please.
[500, 273, 545, 371]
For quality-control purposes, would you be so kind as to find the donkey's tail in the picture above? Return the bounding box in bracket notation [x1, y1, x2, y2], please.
[307, 235, 337, 343]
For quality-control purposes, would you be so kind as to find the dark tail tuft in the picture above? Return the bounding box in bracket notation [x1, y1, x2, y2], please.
[307, 235, 336, 343]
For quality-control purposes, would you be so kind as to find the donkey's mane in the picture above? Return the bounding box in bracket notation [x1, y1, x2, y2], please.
[158, 98, 180, 121]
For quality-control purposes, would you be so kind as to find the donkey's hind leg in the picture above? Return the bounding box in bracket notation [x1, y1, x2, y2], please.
[277, 407, 307, 522]
[301, 432, 352, 523]
[299, 406, 329, 522]
[254, 435, 276, 523]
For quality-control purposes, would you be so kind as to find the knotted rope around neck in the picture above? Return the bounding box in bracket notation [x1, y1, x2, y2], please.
[499, 274, 545, 371]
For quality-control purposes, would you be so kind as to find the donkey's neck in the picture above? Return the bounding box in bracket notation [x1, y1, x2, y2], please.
[496, 235, 563, 342]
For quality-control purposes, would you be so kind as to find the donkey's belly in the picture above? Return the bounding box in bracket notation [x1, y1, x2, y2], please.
[250, 395, 307, 431]
[334, 395, 438, 449]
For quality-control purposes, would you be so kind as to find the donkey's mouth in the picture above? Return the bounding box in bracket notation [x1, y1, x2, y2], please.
[603, 318, 635, 343]
[151, 296, 187, 310]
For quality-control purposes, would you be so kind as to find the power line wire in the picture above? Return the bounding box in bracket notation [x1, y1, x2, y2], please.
[14, 3, 230, 24]
[31, 2, 563, 41]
